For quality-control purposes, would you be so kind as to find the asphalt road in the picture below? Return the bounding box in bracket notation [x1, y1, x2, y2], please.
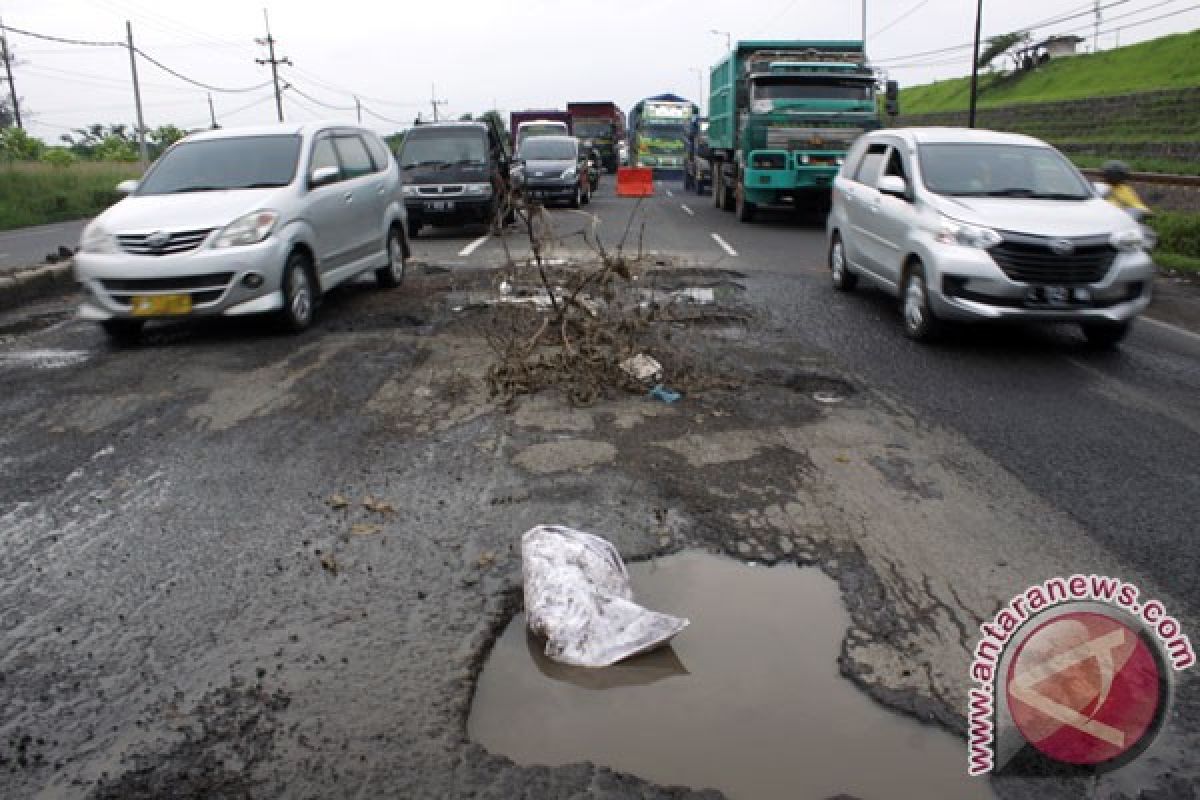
[1, 179, 1197, 798]
[0, 219, 89, 272]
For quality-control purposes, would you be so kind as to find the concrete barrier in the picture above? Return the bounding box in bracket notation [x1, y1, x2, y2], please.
[0, 262, 76, 312]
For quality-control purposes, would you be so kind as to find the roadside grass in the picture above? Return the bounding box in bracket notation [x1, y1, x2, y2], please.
[1155, 251, 1200, 275]
[900, 30, 1200, 113]
[1149, 210, 1200, 259]
[1069, 154, 1200, 176]
[0, 161, 141, 231]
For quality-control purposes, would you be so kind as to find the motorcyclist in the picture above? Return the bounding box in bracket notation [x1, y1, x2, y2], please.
[1101, 160, 1149, 216]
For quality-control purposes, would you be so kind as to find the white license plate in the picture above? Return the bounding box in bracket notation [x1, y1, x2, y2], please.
[425, 201, 455, 212]
[1026, 287, 1089, 307]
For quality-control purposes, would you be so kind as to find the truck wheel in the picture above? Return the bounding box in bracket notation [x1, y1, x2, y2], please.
[713, 170, 724, 209]
[736, 185, 756, 223]
[683, 172, 693, 192]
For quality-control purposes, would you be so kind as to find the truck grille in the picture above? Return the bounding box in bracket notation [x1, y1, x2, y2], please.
[117, 229, 213, 256]
[765, 126, 862, 151]
[100, 273, 235, 308]
[989, 234, 1116, 285]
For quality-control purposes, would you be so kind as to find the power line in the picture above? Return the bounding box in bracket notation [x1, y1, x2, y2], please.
[0, 22, 123, 48]
[286, 83, 355, 111]
[134, 45, 270, 93]
[360, 105, 407, 126]
[871, 0, 932, 38]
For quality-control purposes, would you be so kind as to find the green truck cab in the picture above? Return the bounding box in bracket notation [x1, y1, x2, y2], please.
[708, 40, 891, 222]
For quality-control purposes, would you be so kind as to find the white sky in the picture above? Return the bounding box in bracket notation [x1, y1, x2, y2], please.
[2, 0, 1198, 142]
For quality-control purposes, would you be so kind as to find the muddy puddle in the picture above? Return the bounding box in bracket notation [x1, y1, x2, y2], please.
[469, 551, 994, 800]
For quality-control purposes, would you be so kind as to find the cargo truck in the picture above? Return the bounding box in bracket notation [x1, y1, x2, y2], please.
[628, 93, 698, 179]
[708, 40, 891, 221]
[566, 101, 625, 172]
[509, 109, 573, 154]
[683, 117, 711, 194]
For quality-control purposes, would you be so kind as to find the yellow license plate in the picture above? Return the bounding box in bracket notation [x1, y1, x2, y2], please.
[130, 294, 192, 316]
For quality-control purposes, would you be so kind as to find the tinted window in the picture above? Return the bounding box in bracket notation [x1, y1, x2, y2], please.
[752, 78, 875, 102]
[854, 143, 888, 186]
[884, 147, 908, 181]
[335, 135, 375, 179]
[399, 129, 488, 168]
[918, 143, 1091, 198]
[136, 135, 301, 195]
[310, 138, 340, 178]
[519, 138, 577, 160]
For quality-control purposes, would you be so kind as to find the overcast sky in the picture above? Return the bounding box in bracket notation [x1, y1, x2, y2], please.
[3, 0, 1198, 142]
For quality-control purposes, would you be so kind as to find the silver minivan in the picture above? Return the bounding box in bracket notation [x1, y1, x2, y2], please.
[74, 122, 411, 342]
[826, 128, 1154, 346]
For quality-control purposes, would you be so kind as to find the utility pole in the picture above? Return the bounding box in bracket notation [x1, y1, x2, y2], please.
[861, 0, 867, 50]
[126, 21, 149, 166]
[1093, 1, 1102, 52]
[968, 0, 983, 128]
[207, 92, 218, 128]
[1, 18, 22, 129]
[255, 9, 291, 122]
[430, 83, 446, 122]
[354, 95, 361, 123]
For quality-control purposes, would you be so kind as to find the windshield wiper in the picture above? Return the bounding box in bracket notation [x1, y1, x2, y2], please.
[404, 160, 447, 169]
[984, 188, 1036, 197]
[241, 181, 287, 189]
[1028, 192, 1088, 200]
[170, 185, 224, 193]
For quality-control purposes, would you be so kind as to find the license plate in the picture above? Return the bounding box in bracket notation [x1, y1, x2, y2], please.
[1025, 286, 1087, 307]
[425, 200, 454, 212]
[131, 294, 192, 316]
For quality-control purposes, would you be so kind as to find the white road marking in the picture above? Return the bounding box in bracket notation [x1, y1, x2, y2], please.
[711, 233, 738, 257]
[681, 205, 695, 216]
[1142, 315, 1200, 343]
[458, 234, 490, 257]
[666, 189, 675, 197]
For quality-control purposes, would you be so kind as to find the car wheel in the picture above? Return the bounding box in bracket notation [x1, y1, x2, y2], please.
[570, 186, 582, 209]
[407, 218, 420, 240]
[901, 264, 939, 341]
[735, 184, 756, 222]
[375, 226, 406, 289]
[829, 234, 857, 292]
[280, 251, 315, 333]
[1081, 320, 1131, 349]
[101, 319, 144, 345]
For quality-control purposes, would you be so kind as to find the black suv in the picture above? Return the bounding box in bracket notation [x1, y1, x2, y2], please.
[397, 120, 511, 238]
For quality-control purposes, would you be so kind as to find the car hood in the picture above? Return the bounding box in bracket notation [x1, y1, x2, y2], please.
[929, 194, 1137, 237]
[402, 163, 490, 185]
[96, 188, 283, 234]
[522, 159, 575, 177]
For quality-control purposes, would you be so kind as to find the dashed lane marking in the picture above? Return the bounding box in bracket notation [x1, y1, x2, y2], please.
[711, 233, 738, 257]
[681, 205, 694, 216]
[458, 234, 491, 257]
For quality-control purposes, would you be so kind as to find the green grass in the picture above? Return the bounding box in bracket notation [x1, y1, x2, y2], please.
[900, 30, 1200, 113]
[1069, 154, 1200, 176]
[1155, 251, 1200, 274]
[0, 161, 141, 231]
[1149, 211, 1200, 259]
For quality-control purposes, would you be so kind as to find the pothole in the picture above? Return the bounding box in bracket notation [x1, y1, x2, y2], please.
[469, 551, 993, 800]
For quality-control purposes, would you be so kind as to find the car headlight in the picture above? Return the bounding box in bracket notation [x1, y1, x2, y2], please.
[935, 216, 1003, 249]
[401, 185, 422, 197]
[1109, 228, 1145, 252]
[80, 222, 119, 254]
[213, 210, 278, 248]
[561, 167, 577, 181]
[464, 183, 493, 196]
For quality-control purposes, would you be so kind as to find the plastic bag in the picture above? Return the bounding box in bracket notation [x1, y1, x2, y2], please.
[521, 525, 690, 667]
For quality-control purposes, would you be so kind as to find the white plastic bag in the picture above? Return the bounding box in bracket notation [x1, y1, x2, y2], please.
[521, 525, 690, 667]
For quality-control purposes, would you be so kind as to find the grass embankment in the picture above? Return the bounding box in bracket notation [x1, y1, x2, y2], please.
[1150, 212, 1200, 275]
[0, 162, 141, 231]
[1070, 154, 1200, 176]
[900, 30, 1200, 112]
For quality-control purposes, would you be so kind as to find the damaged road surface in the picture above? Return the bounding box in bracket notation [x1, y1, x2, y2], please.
[1, 182, 1198, 799]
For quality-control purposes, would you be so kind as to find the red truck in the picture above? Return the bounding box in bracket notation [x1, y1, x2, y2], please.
[567, 102, 625, 172]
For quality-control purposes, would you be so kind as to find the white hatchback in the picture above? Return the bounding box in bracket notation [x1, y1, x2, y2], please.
[826, 128, 1154, 347]
[74, 122, 410, 342]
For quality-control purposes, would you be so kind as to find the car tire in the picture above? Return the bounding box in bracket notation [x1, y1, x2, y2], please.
[280, 250, 316, 333]
[101, 319, 144, 345]
[407, 218, 420, 240]
[1081, 320, 1131, 349]
[375, 226, 406, 289]
[829, 234, 857, 292]
[735, 185, 756, 223]
[901, 263, 939, 341]
[570, 186, 582, 209]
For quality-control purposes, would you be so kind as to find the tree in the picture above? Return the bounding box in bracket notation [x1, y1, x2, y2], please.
[0, 96, 14, 129]
[479, 109, 507, 138]
[384, 131, 407, 154]
[0, 126, 44, 160]
[977, 30, 1031, 71]
[458, 112, 474, 122]
[148, 124, 186, 157]
[60, 124, 137, 159]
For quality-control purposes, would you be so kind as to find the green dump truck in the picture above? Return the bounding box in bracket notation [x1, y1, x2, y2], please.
[708, 40, 890, 221]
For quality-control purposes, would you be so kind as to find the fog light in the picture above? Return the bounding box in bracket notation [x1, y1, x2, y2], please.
[1072, 288, 1092, 303]
[242, 272, 264, 289]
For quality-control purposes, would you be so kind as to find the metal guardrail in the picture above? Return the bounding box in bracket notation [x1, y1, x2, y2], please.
[1080, 169, 1200, 188]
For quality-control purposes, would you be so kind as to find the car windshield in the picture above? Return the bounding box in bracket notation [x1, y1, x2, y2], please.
[753, 78, 875, 102]
[399, 130, 487, 167]
[520, 138, 576, 160]
[136, 135, 301, 195]
[918, 143, 1092, 199]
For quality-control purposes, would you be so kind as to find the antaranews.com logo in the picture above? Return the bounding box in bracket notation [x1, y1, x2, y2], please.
[968, 574, 1194, 776]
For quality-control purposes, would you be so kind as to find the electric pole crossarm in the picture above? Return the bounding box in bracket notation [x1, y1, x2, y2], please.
[256, 10, 291, 123]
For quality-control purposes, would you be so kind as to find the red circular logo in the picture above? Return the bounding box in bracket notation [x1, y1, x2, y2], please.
[1005, 611, 1164, 766]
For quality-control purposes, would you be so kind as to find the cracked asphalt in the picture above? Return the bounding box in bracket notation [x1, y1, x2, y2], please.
[1, 181, 1197, 799]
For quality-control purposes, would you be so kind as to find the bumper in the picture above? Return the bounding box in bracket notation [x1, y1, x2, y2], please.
[928, 249, 1155, 324]
[405, 195, 494, 224]
[73, 237, 288, 322]
[522, 183, 577, 202]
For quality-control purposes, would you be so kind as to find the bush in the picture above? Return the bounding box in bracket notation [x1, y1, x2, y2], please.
[1149, 212, 1200, 259]
[0, 161, 140, 230]
[41, 148, 76, 168]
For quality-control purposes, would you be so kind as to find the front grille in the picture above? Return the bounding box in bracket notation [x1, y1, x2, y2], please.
[417, 185, 463, 196]
[117, 229, 213, 256]
[765, 126, 861, 151]
[989, 234, 1116, 285]
[101, 273, 234, 308]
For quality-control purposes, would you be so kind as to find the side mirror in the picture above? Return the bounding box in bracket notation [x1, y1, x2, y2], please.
[116, 179, 139, 195]
[1093, 181, 1112, 198]
[309, 165, 340, 188]
[877, 175, 909, 198]
[885, 80, 900, 117]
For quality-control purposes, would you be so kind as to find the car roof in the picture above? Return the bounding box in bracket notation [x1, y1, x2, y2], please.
[872, 127, 1050, 148]
[184, 121, 370, 142]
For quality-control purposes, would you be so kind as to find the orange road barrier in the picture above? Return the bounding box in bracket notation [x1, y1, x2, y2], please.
[616, 167, 655, 197]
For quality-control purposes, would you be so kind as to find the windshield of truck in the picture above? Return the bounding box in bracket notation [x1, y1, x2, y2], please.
[136, 135, 301, 195]
[398, 129, 487, 168]
[519, 137, 577, 161]
[574, 121, 612, 138]
[639, 124, 686, 155]
[918, 143, 1091, 199]
[518, 123, 568, 141]
[752, 78, 875, 102]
